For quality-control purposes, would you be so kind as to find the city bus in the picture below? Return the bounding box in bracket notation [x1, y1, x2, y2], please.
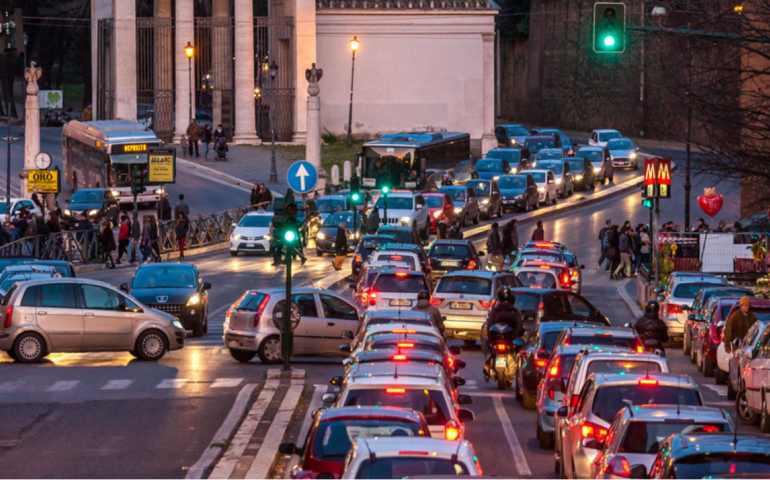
[359, 131, 470, 191]
[62, 120, 165, 205]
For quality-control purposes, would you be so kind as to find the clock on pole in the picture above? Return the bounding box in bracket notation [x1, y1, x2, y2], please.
[34, 152, 52, 170]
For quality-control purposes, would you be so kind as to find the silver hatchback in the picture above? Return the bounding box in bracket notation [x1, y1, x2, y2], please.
[0, 278, 185, 363]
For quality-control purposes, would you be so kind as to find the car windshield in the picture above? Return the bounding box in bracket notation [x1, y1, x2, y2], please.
[424, 196, 444, 208]
[70, 191, 103, 204]
[566, 333, 637, 349]
[238, 215, 272, 228]
[439, 189, 466, 202]
[576, 149, 603, 162]
[674, 283, 725, 299]
[430, 244, 471, 258]
[620, 422, 728, 455]
[498, 176, 526, 189]
[312, 418, 424, 461]
[586, 360, 663, 376]
[343, 389, 450, 425]
[316, 198, 347, 213]
[488, 149, 521, 162]
[599, 131, 622, 141]
[528, 172, 546, 183]
[567, 159, 585, 171]
[525, 140, 555, 152]
[537, 150, 563, 161]
[374, 253, 416, 269]
[517, 271, 557, 288]
[592, 385, 701, 422]
[133, 266, 196, 288]
[373, 274, 427, 292]
[354, 458, 468, 478]
[673, 453, 770, 477]
[374, 197, 413, 210]
[233, 291, 269, 311]
[537, 162, 563, 174]
[361, 237, 396, 249]
[506, 126, 529, 136]
[475, 160, 502, 172]
[324, 211, 363, 227]
[466, 181, 491, 196]
[435, 276, 491, 295]
[607, 139, 634, 150]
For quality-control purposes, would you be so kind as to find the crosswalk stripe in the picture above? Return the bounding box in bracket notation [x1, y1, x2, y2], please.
[101, 380, 134, 390]
[0, 381, 23, 393]
[211, 378, 243, 388]
[156, 379, 188, 389]
[46, 381, 79, 392]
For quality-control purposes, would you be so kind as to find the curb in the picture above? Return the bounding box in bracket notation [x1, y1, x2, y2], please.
[617, 281, 644, 318]
[161, 242, 230, 261]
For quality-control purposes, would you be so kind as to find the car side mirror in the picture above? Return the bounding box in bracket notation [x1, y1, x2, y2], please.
[278, 443, 302, 456]
[629, 464, 647, 479]
[733, 338, 742, 348]
[449, 345, 462, 355]
[453, 377, 466, 388]
[582, 438, 604, 450]
[120, 283, 128, 292]
[549, 378, 564, 392]
[457, 394, 473, 405]
[556, 406, 569, 418]
[458, 408, 475, 422]
[478, 251, 486, 257]
[203, 282, 212, 290]
[339, 343, 351, 354]
[322, 393, 337, 403]
[341, 330, 354, 340]
[455, 359, 467, 369]
[656, 295, 665, 302]
[329, 375, 343, 386]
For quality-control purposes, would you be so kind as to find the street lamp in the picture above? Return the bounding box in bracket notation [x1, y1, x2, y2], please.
[269, 61, 279, 183]
[345, 36, 359, 148]
[22, 32, 27, 70]
[185, 42, 194, 125]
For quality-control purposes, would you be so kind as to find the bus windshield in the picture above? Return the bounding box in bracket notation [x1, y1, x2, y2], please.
[361, 146, 415, 189]
[109, 153, 148, 187]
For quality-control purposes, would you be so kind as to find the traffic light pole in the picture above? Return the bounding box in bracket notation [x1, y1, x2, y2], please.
[654, 197, 660, 290]
[283, 241, 293, 372]
[383, 194, 388, 227]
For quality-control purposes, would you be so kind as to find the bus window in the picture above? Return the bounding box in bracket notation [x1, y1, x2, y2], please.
[109, 153, 147, 186]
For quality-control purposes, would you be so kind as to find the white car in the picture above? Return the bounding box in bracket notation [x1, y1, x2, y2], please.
[373, 191, 430, 240]
[370, 250, 421, 271]
[0, 197, 41, 221]
[658, 274, 727, 342]
[588, 129, 623, 147]
[229, 211, 273, 256]
[522, 169, 557, 205]
[365, 269, 430, 312]
[606, 137, 640, 169]
[737, 322, 770, 430]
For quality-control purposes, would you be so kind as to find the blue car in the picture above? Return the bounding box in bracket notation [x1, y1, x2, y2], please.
[472, 158, 509, 181]
[532, 128, 574, 156]
[484, 147, 532, 174]
[498, 174, 539, 213]
[495, 124, 530, 146]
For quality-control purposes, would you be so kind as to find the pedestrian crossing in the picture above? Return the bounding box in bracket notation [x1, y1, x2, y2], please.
[0, 376, 252, 397]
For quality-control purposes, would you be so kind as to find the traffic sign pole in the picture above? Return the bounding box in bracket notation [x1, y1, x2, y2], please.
[283, 242, 293, 372]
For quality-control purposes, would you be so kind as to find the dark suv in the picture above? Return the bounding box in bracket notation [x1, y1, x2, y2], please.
[427, 240, 485, 281]
[510, 288, 610, 328]
[63, 189, 120, 228]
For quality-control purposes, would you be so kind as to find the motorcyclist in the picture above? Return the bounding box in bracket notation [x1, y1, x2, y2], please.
[484, 286, 524, 378]
[412, 290, 445, 334]
[633, 300, 669, 352]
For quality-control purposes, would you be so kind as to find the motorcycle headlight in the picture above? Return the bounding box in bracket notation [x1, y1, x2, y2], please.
[493, 176, 500, 181]
[232, 233, 244, 240]
[187, 294, 201, 306]
[88, 209, 99, 217]
[555, 178, 562, 185]
[482, 199, 490, 205]
[575, 174, 583, 181]
[537, 187, 545, 193]
[629, 152, 637, 159]
[172, 320, 184, 330]
[64, 209, 71, 216]
[454, 207, 462, 214]
[317, 232, 326, 240]
[593, 167, 601, 173]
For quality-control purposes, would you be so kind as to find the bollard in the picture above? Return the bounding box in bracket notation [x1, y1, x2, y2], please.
[331, 165, 340, 186]
[343, 161, 352, 182]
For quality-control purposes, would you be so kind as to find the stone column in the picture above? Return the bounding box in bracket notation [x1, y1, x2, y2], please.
[233, 0, 260, 144]
[481, 32, 497, 155]
[292, 0, 317, 144]
[91, 0, 113, 119]
[113, 0, 137, 120]
[21, 63, 41, 199]
[153, 0, 173, 140]
[174, 0, 195, 142]
[305, 64, 322, 170]
[211, 0, 231, 131]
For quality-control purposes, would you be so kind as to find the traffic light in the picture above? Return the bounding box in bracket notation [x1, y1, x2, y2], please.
[381, 185, 389, 195]
[593, 2, 626, 53]
[282, 200, 300, 252]
[350, 176, 361, 204]
[131, 166, 146, 195]
[642, 198, 653, 209]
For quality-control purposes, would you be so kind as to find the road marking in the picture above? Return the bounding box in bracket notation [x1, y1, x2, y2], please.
[493, 395, 532, 477]
[46, 380, 79, 392]
[0, 381, 23, 392]
[703, 384, 728, 397]
[281, 384, 326, 479]
[156, 379, 189, 389]
[186, 383, 260, 480]
[616, 281, 643, 317]
[101, 380, 134, 390]
[211, 378, 243, 389]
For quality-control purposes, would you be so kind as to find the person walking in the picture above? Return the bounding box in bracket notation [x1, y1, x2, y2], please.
[149, 215, 161, 262]
[332, 221, 348, 271]
[201, 124, 212, 158]
[174, 194, 190, 219]
[531, 220, 545, 241]
[486, 222, 504, 271]
[117, 215, 130, 264]
[367, 206, 380, 234]
[639, 226, 651, 264]
[140, 216, 152, 264]
[175, 213, 190, 260]
[23, 213, 38, 256]
[100, 219, 116, 269]
[158, 193, 172, 221]
[613, 227, 632, 280]
[724, 296, 758, 353]
[250, 183, 261, 208]
[186, 119, 200, 157]
[597, 219, 611, 270]
[630, 227, 642, 275]
[128, 215, 142, 263]
[606, 225, 621, 279]
[502, 219, 519, 265]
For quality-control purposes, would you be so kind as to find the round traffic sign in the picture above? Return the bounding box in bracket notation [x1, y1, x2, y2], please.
[286, 161, 318, 194]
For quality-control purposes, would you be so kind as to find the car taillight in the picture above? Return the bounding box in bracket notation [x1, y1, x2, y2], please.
[549, 356, 560, 376]
[430, 297, 443, 306]
[393, 329, 415, 334]
[355, 254, 362, 262]
[445, 421, 460, 441]
[561, 273, 570, 286]
[393, 354, 408, 361]
[712, 326, 723, 344]
[605, 456, 632, 478]
[635, 338, 645, 354]
[666, 303, 684, 314]
[538, 302, 544, 320]
[3, 306, 11, 329]
[580, 421, 608, 443]
[467, 260, 476, 270]
[386, 387, 406, 394]
[639, 378, 658, 387]
[254, 295, 270, 327]
[479, 300, 492, 309]
[397, 342, 414, 348]
[571, 269, 579, 277]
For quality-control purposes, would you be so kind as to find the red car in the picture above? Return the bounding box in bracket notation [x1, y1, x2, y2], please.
[422, 193, 456, 232]
[279, 406, 431, 479]
[692, 296, 741, 377]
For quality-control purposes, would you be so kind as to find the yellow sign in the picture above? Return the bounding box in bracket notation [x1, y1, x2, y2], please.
[148, 149, 176, 183]
[671, 244, 678, 252]
[121, 144, 148, 153]
[28, 169, 60, 194]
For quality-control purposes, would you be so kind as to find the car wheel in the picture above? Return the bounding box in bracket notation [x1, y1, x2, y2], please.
[696, 346, 704, 372]
[703, 354, 715, 377]
[537, 420, 554, 449]
[12, 332, 46, 363]
[135, 329, 169, 361]
[727, 377, 737, 400]
[761, 394, 770, 434]
[715, 367, 727, 385]
[229, 348, 256, 363]
[683, 327, 691, 355]
[316, 250, 324, 257]
[737, 388, 759, 425]
[257, 335, 282, 364]
[230, 251, 238, 257]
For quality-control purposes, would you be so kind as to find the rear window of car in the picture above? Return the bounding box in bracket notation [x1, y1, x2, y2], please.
[361, 237, 396, 249]
[435, 276, 491, 295]
[512, 292, 541, 314]
[620, 421, 727, 454]
[568, 333, 637, 349]
[566, 159, 585, 171]
[233, 291, 269, 311]
[377, 229, 413, 245]
[586, 360, 663, 377]
[576, 150, 602, 162]
[374, 253, 416, 270]
[368, 339, 441, 354]
[520, 251, 562, 263]
[517, 271, 557, 289]
[525, 140, 555, 151]
[430, 244, 471, 258]
[343, 388, 451, 425]
[424, 196, 444, 208]
[592, 385, 702, 422]
[373, 274, 427, 293]
[354, 458, 468, 478]
[672, 453, 770, 478]
[312, 418, 425, 461]
[673, 282, 724, 299]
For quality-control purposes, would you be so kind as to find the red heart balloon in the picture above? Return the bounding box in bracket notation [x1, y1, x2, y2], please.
[698, 194, 723, 218]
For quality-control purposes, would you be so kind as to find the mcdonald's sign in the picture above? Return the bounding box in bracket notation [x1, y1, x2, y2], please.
[642, 157, 672, 198]
[656, 159, 671, 198]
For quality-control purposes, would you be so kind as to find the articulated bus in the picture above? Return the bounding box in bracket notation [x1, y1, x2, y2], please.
[62, 120, 165, 205]
[359, 131, 470, 191]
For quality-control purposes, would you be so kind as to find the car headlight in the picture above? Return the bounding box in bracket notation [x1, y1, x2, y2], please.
[88, 209, 99, 217]
[537, 187, 545, 192]
[317, 232, 326, 240]
[433, 210, 442, 219]
[555, 178, 562, 185]
[232, 233, 244, 240]
[400, 216, 411, 226]
[64, 209, 71, 216]
[629, 152, 637, 159]
[511, 168, 517, 174]
[172, 320, 184, 330]
[187, 294, 201, 306]
[264, 234, 271, 240]
[482, 198, 490, 205]
[493, 176, 500, 181]
[515, 194, 524, 200]
[110, 190, 120, 197]
[575, 174, 583, 181]
[510, 139, 517, 145]
[593, 167, 601, 173]
[154, 188, 165, 195]
[531, 161, 537, 167]
[454, 207, 462, 214]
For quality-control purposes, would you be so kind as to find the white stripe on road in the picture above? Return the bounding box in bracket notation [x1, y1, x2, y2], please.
[211, 378, 243, 389]
[283, 384, 326, 479]
[156, 379, 188, 389]
[186, 382, 260, 480]
[703, 384, 728, 397]
[0, 381, 23, 392]
[46, 380, 79, 392]
[493, 395, 532, 477]
[101, 380, 134, 390]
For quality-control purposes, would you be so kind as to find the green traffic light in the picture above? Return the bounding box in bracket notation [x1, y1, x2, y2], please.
[382, 186, 389, 194]
[352, 193, 360, 202]
[284, 230, 297, 243]
[603, 35, 615, 47]
[642, 199, 653, 209]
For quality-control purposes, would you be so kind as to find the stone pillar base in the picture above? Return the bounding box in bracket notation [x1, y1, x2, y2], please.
[292, 130, 308, 144]
[232, 134, 262, 146]
[481, 134, 497, 157]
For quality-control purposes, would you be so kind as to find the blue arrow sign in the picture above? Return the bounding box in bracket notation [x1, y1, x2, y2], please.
[286, 161, 318, 194]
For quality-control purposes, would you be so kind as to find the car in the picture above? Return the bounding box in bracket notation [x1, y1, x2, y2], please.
[471, 157, 511, 181]
[511, 248, 568, 270]
[534, 147, 566, 162]
[62, 188, 121, 227]
[371, 250, 422, 272]
[229, 211, 273, 256]
[575, 146, 614, 184]
[0, 197, 41, 222]
[498, 174, 539, 212]
[315, 195, 351, 222]
[647, 433, 770, 479]
[728, 320, 768, 402]
[223, 288, 362, 364]
[557, 373, 703, 479]
[522, 240, 569, 251]
[341, 437, 481, 478]
[350, 264, 411, 307]
[343, 323, 446, 360]
[553, 326, 645, 353]
[509, 287, 611, 327]
[426, 240, 486, 281]
[683, 285, 754, 355]
[436, 186, 480, 226]
[735, 320, 770, 431]
[606, 137, 640, 169]
[431, 270, 522, 344]
[279, 406, 432, 479]
[563, 157, 596, 191]
[658, 274, 728, 345]
[533, 159, 574, 198]
[351, 234, 398, 279]
[495, 123, 530, 146]
[344, 348, 463, 379]
[375, 243, 431, 272]
[588, 129, 623, 147]
[365, 269, 430, 312]
[422, 193, 456, 233]
[524, 133, 563, 155]
[0, 264, 58, 287]
[315, 211, 365, 256]
[591, 405, 734, 480]
[25, 260, 76, 278]
[515, 261, 572, 290]
[564, 251, 586, 294]
[465, 179, 503, 219]
[523, 169, 558, 205]
[121, 263, 211, 337]
[0, 277, 185, 363]
[0, 271, 62, 299]
[374, 191, 430, 240]
[346, 310, 441, 349]
[691, 296, 741, 378]
[376, 225, 422, 247]
[535, 345, 584, 449]
[485, 147, 532, 173]
[360, 332, 458, 362]
[531, 128, 573, 154]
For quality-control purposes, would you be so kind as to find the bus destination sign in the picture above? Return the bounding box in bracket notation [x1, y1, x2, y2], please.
[113, 143, 150, 154]
[148, 147, 176, 183]
[28, 168, 60, 194]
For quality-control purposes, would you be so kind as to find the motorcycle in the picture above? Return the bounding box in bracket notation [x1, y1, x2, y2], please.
[624, 322, 666, 357]
[483, 323, 524, 390]
[215, 137, 228, 161]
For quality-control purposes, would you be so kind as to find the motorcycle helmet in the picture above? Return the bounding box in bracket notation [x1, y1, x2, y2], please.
[418, 290, 430, 301]
[497, 285, 511, 303]
[645, 300, 660, 317]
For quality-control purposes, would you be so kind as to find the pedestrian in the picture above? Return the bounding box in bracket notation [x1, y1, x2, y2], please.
[606, 225, 621, 278]
[117, 215, 130, 264]
[31, 193, 44, 213]
[697, 218, 709, 232]
[250, 183, 261, 208]
[531, 220, 545, 241]
[486, 222, 504, 271]
[332, 221, 347, 271]
[630, 228, 642, 275]
[23, 213, 38, 256]
[128, 214, 142, 263]
[214, 124, 226, 143]
[157, 192, 172, 221]
[613, 227, 632, 280]
[46, 211, 61, 234]
[259, 184, 272, 207]
[501, 220, 514, 264]
[639, 226, 651, 264]
[174, 194, 190, 219]
[141, 216, 152, 264]
[52, 202, 62, 220]
[367, 206, 380, 234]
[597, 219, 611, 270]
[447, 218, 463, 239]
[715, 220, 727, 232]
[201, 124, 212, 158]
[8, 222, 19, 243]
[76, 212, 93, 247]
[724, 297, 758, 353]
[149, 215, 161, 262]
[14, 210, 28, 237]
[100, 219, 116, 269]
[180, 135, 188, 158]
[505, 219, 520, 264]
[175, 213, 190, 260]
[186, 119, 200, 157]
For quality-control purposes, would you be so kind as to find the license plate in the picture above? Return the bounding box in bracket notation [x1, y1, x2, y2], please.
[228, 340, 240, 348]
[390, 299, 412, 307]
[442, 261, 459, 267]
[450, 301, 472, 310]
[504, 200, 514, 205]
[247, 243, 255, 248]
[495, 357, 507, 368]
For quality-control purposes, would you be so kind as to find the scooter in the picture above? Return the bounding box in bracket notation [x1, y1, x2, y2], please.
[483, 323, 524, 390]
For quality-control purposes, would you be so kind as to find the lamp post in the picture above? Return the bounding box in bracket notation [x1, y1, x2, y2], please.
[345, 36, 359, 148]
[269, 61, 279, 183]
[185, 42, 194, 125]
[1, 11, 16, 215]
